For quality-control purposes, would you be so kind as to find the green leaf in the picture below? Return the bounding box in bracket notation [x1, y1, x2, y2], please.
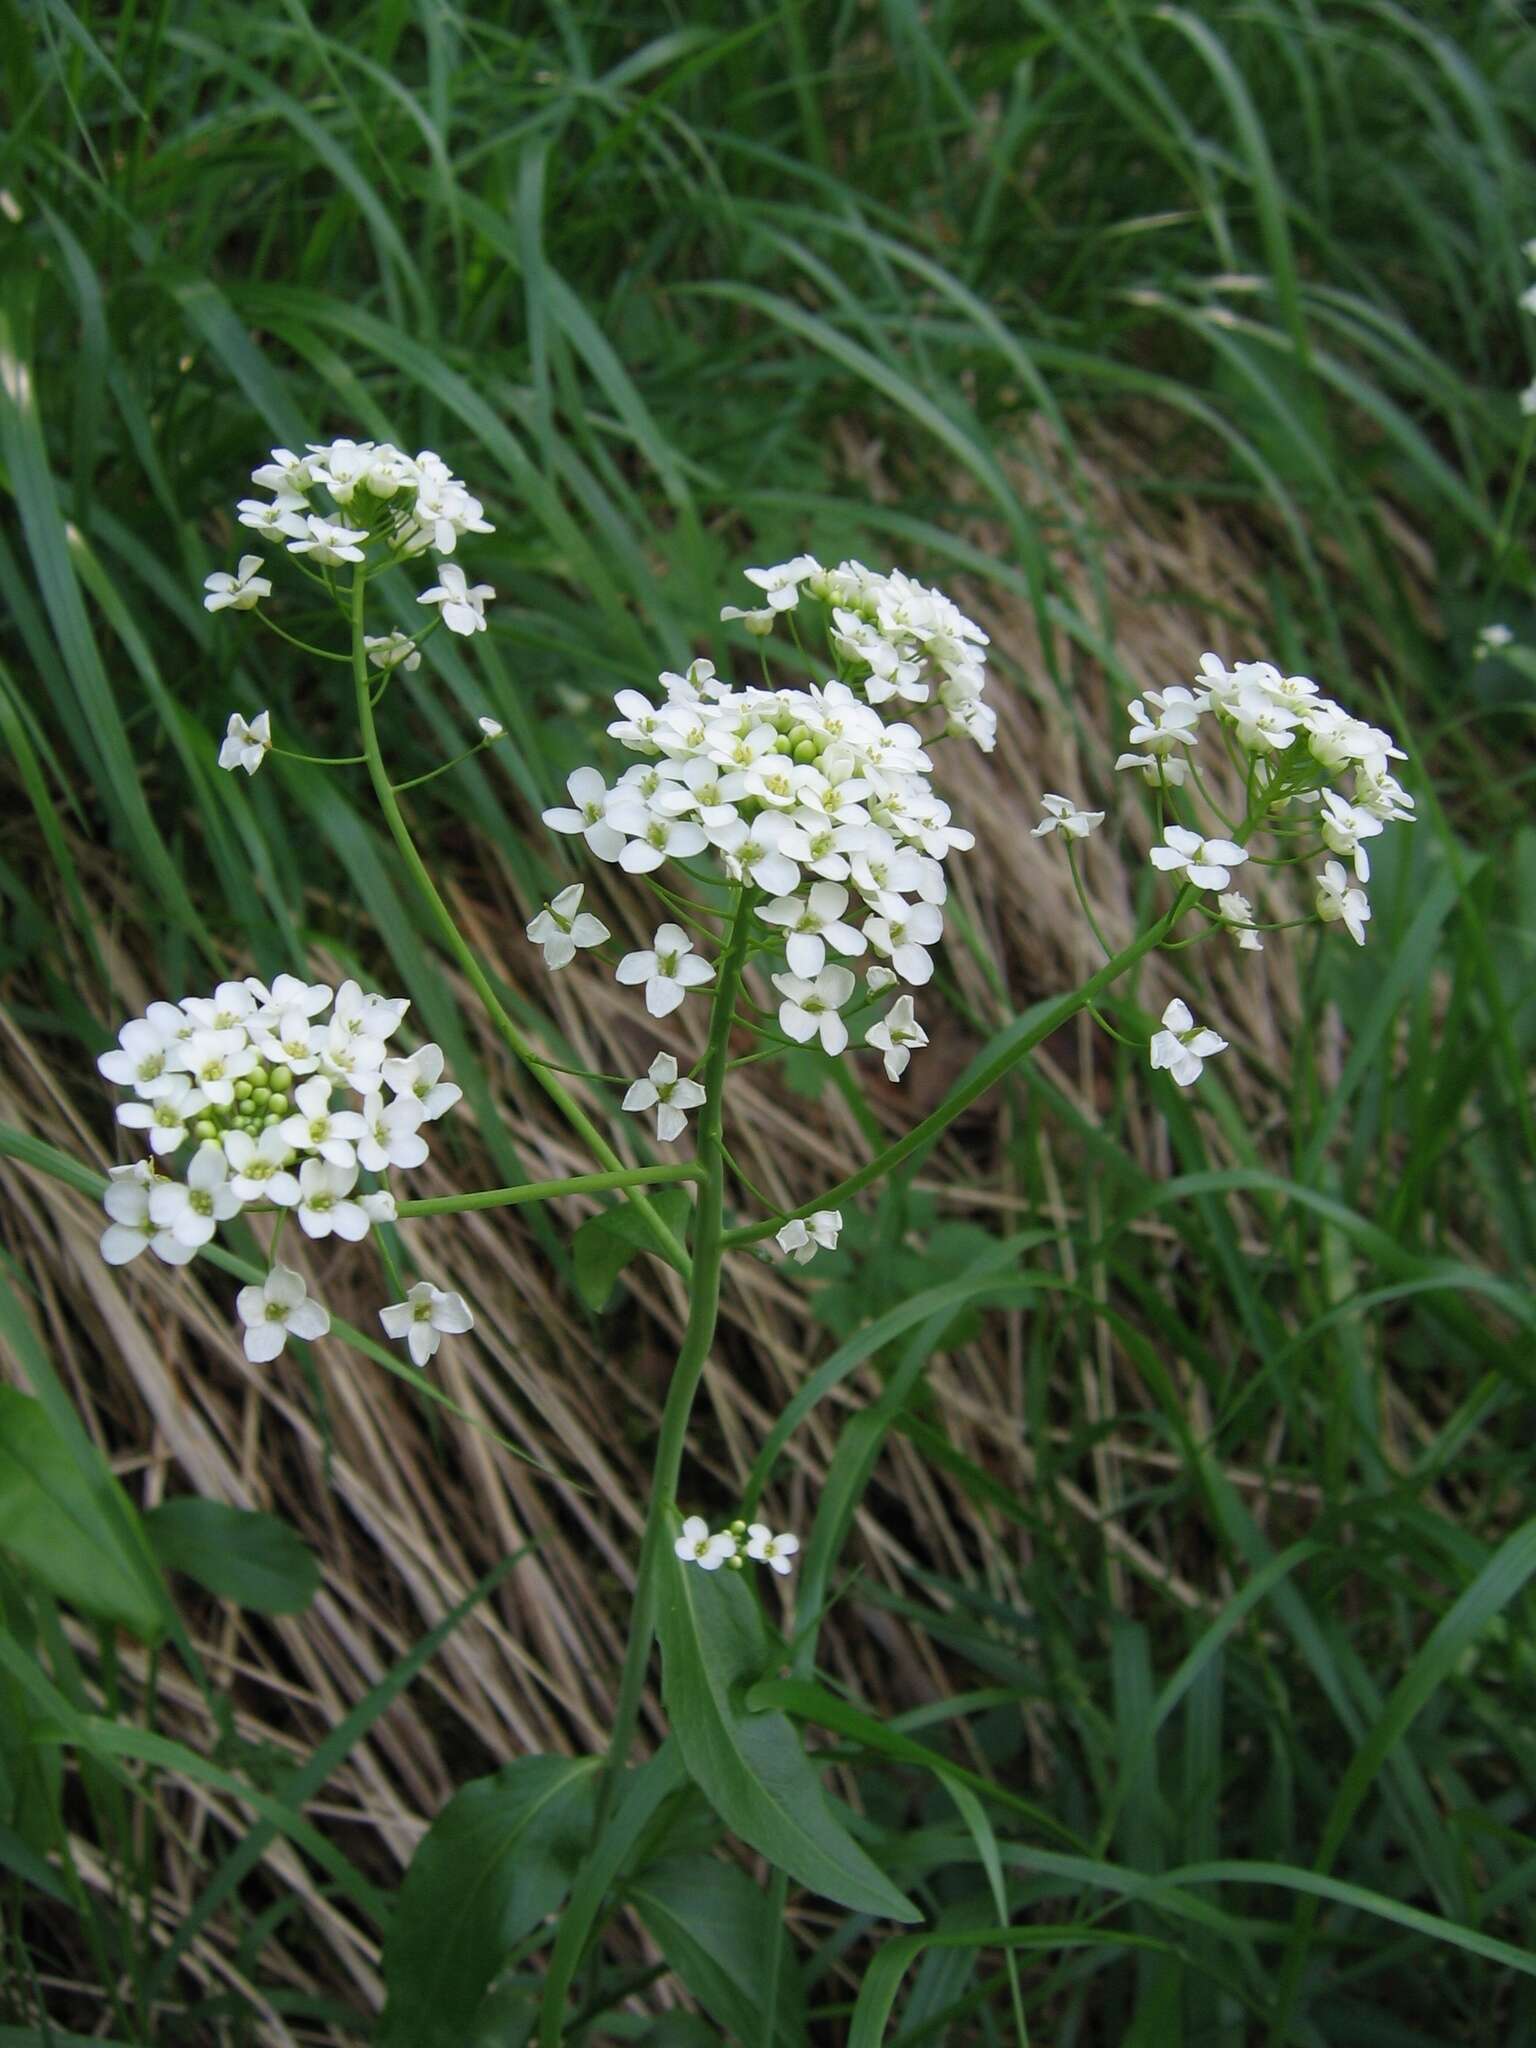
[628, 1854, 808, 2046]
[572, 1187, 691, 1310]
[143, 1498, 321, 1615]
[0, 1388, 167, 1641]
[378, 1754, 601, 2048]
[657, 1559, 919, 1923]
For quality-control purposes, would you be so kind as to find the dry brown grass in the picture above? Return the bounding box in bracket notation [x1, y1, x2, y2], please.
[0, 422, 1416, 2035]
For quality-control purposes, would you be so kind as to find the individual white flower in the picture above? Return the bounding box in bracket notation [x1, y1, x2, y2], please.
[1033, 794, 1105, 839]
[864, 903, 944, 986]
[1315, 860, 1371, 945]
[773, 965, 856, 1054]
[1148, 999, 1228, 1088]
[743, 555, 820, 611]
[365, 630, 421, 672]
[222, 1126, 302, 1205]
[673, 1516, 737, 1570]
[235, 1264, 331, 1363]
[1115, 751, 1189, 788]
[332, 979, 408, 1046]
[295, 1157, 370, 1241]
[98, 1015, 179, 1098]
[359, 1188, 398, 1225]
[1126, 687, 1204, 754]
[236, 495, 306, 539]
[775, 1210, 843, 1263]
[1150, 825, 1248, 892]
[285, 514, 369, 565]
[616, 924, 714, 1018]
[218, 710, 272, 776]
[542, 767, 626, 862]
[381, 1042, 462, 1121]
[1521, 379, 1536, 419]
[1225, 683, 1300, 755]
[719, 603, 777, 635]
[172, 1027, 258, 1107]
[477, 716, 504, 739]
[866, 994, 928, 1082]
[115, 1075, 207, 1155]
[356, 1090, 429, 1172]
[247, 974, 333, 1024]
[417, 562, 494, 635]
[147, 1141, 242, 1250]
[252, 1006, 324, 1077]
[379, 1280, 474, 1367]
[1475, 623, 1514, 660]
[713, 811, 801, 896]
[99, 1170, 195, 1267]
[281, 1077, 368, 1166]
[526, 884, 610, 969]
[605, 800, 709, 875]
[1217, 892, 1263, 952]
[203, 555, 271, 613]
[181, 981, 259, 1033]
[1318, 790, 1383, 882]
[757, 882, 866, 978]
[744, 1523, 800, 1575]
[622, 1052, 707, 1142]
[866, 963, 898, 993]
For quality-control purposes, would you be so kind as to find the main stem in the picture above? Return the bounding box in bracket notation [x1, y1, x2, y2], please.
[348, 570, 688, 1273]
[592, 883, 753, 1823]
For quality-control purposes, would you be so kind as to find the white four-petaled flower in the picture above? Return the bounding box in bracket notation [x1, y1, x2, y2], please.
[616, 924, 714, 1018]
[1033, 794, 1105, 840]
[379, 1280, 475, 1367]
[417, 563, 494, 635]
[673, 1516, 737, 1570]
[1148, 999, 1228, 1088]
[218, 711, 272, 776]
[745, 1523, 800, 1575]
[773, 966, 856, 1055]
[235, 1264, 331, 1363]
[866, 994, 928, 1082]
[775, 1210, 842, 1264]
[1150, 826, 1248, 893]
[622, 1053, 707, 1142]
[527, 884, 611, 970]
[204, 555, 271, 613]
[1315, 860, 1371, 945]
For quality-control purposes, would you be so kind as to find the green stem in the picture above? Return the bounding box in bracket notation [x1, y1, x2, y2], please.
[348, 568, 689, 1274]
[721, 895, 1190, 1249]
[394, 1165, 701, 1217]
[591, 885, 754, 1822]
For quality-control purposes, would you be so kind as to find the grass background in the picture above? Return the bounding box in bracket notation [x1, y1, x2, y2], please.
[2, 0, 1535, 2040]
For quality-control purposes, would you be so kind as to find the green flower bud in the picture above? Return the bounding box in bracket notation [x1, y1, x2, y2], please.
[727, 1552, 745, 1571]
[729, 1519, 747, 1537]
[262, 1111, 283, 1129]
[249, 1063, 270, 1088]
[787, 725, 811, 749]
[193, 1119, 218, 1142]
[793, 740, 818, 765]
[267, 1092, 289, 1115]
[234, 1079, 253, 1100]
[251, 1087, 271, 1108]
[269, 1065, 294, 1092]
[773, 736, 794, 755]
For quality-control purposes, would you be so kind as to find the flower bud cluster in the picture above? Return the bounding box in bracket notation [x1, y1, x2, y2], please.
[97, 974, 462, 1338]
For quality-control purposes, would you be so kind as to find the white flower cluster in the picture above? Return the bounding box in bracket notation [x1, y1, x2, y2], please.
[1035, 651, 1414, 1088]
[720, 556, 996, 752]
[96, 973, 466, 1357]
[674, 1515, 800, 1576]
[228, 437, 493, 574]
[533, 568, 990, 1160]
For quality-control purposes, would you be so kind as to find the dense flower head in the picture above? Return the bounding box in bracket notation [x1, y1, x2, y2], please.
[96, 974, 458, 1277]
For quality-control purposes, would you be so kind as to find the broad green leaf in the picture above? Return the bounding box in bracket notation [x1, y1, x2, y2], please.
[629, 1854, 808, 2047]
[657, 1559, 919, 1923]
[572, 1187, 691, 1310]
[378, 1754, 600, 2048]
[0, 1388, 166, 1641]
[144, 1498, 321, 1615]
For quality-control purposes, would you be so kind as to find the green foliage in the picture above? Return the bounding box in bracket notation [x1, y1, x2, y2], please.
[142, 1498, 321, 1615]
[572, 1186, 693, 1310]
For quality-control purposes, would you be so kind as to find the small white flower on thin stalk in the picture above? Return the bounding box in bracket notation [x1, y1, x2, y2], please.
[281, 1077, 367, 1167]
[1150, 826, 1248, 893]
[417, 562, 494, 635]
[757, 882, 866, 978]
[99, 1172, 195, 1267]
[222, 1126, 302, 1205]
[616, 924, 714, 1018]
[1033, 794, 1105, 840]
[1315, 860, 1371, 945]
[235, 1264, 331, 1364]
[356, 1091, 429, 1172]
[295, 1157, 370, 1240]
[773, 966, 856, 1055]
[97, 1016, 178, 1097]
[203, 555, 271, 613]
[527, 884, 611, 970]
[218, 711, 272, 776]
[1217, 892, 1263, 952]
[360, 1188, 398, 1225]
[776, 1210, 843, 1264]
[147, 1141, 241, 1250]
[674, 1516, 737, 1570]
[719, 603, 777, 635]
[1474, 624, 1514, 660]
[866, 994, 928, 1082]
[622, 1052, 707, 1142]
[285, 514, 369, 565]
[1115, 750, 1189, 789]
[865, 904, 944, 987]
[115, 1076, 206, 1155]
[379, 1280, 474, 1367]
[745, 1523, 801, 1575]
[381, 1043, 462, 1121]
[543, 768, 626, 863]
[1318, 790, 1383, 882]
[744, 555, 820, 611]
[478, 716, 504, 739]
[365, 631, 421, 672]
[1148, 999, 1228, 1088]
[171, 1028, 258, 1107]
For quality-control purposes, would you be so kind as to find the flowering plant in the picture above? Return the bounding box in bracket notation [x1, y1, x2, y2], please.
[84, 428, 1415, 2027]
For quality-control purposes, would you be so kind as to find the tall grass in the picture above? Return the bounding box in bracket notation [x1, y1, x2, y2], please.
[2, 1, 1534, 2041]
